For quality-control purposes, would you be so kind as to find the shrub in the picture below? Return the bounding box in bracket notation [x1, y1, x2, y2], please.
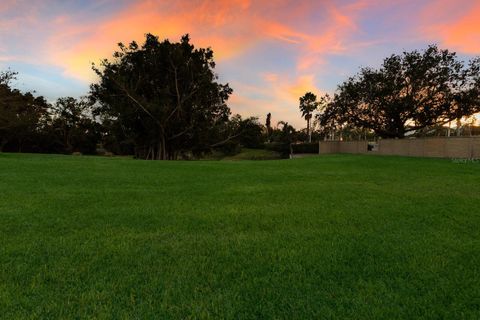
[264, 142, 290, 158]
[291, 143, 319, 154]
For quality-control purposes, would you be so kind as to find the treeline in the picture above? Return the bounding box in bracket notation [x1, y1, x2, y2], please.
[0, 72, 99, 154]
[0, 69, 296, 157]
[2, 36, 480, 159]
[0, 34, 301, 159]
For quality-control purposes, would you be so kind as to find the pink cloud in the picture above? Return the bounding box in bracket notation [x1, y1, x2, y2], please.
[42, 1, 370, 81]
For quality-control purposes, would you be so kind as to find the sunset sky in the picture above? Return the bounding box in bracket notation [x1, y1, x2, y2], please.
[1, 0, 480, 127]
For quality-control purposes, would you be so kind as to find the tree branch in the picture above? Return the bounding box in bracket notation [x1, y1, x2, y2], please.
[210, 132, 243, 147]
[109, 75, 162, 127]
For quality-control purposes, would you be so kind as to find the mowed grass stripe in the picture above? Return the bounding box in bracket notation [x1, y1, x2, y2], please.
[0, 153, 479, 319]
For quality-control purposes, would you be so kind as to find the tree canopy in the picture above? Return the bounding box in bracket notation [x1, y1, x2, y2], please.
[318, 45, 480, 138]
[2, 42, 480, 158]
[90, 33, 233, 160]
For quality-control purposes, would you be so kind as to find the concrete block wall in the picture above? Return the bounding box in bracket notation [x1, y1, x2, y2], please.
[319, 137, 480, 159]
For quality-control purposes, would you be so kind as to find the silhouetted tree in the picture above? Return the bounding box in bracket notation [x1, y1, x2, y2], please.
[0, 70, 49, 152]
[266, 121, 297, 157]
[237, 116, 265, 148]
[91, 34, 233, 160]
[265, 112, 272, 140]
[318, 45, 480, 138]
[212, 114, 265, 154]
[49, 97, 100, 154]
[0, 69, 16, 86]
[299, 92, 318, 142]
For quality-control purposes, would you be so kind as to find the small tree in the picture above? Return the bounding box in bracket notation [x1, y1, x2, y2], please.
[265, 112, 272, 141]
[50, 97, 99, 154]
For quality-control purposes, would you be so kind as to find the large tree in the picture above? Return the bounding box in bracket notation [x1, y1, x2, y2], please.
[299, 92, 318, 142]
[91, 34, 233, 160]
[319, 45, 480, 138]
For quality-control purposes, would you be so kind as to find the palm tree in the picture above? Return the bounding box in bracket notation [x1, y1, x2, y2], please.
[299, 92, 318, 142]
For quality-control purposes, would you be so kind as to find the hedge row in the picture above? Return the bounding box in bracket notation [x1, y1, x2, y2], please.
[291, 143, 319, 154]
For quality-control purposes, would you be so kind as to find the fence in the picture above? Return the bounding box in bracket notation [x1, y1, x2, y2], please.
[319, 136, 480, 159]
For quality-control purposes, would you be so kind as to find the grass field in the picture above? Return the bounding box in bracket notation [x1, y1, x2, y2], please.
[1, 153, 479, 319]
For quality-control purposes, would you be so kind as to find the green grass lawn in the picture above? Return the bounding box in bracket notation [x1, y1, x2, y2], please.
[1, 153, 479, 319]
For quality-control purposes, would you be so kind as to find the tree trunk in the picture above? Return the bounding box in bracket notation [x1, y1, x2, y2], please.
[0, 137, 7, 152]
[307, 118, 311, 143]
[163, 136, 167, 160]
[145, 145, 152, 160]
[157, 140, 162, 160]
[17, 136, 24, 153]
[64, 127, 72, 154]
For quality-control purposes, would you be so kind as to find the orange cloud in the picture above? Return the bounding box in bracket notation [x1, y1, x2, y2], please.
[260, 21, 306, 44]
[286, 75, 320, 99]
[229, 72, 323, 127]
[48, 0, 260, 80]
[439, 5, 480, 53]
[45, 0, 367, 82]
[422, 0, 480, 54]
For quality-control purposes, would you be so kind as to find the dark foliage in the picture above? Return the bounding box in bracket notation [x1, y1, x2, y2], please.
[212, 115, 266, 156]
[265, 112, 272, 140]
[265, 121, 298, 157]
[264, 142, 290, 158]
[235, 116, 265, 149]
[291, 142, 319, 154]
[0, 70, 50, 152]
[48, 97, 101, 154]
[91, 34, 233, 160]
[0, 69, 100, 154]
